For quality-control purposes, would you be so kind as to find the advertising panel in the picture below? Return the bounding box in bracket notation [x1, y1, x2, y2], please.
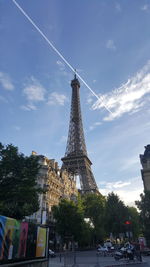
[2, 216, 16, 260]
[0, 215, 48, 262]
[0, 216, 6, 259]
[0, 216, 20, 260]
[12, 220, 20, 259]
[36, 227, 47, 257]
[18, 222, 28, 258]
[26, 223, 37, 258]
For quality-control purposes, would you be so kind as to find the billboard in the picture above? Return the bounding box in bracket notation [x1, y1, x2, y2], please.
[0, 216, 6, 259]
[18, 222, 28, 258]
[0, 216, 20, 260]
[36, 227, 47, 257]
[0, 215, 48, 262]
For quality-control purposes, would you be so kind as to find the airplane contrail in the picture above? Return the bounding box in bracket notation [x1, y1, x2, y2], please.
[12, 0, 113, 115]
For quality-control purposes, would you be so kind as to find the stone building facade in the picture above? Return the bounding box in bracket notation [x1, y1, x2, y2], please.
[140, 145, 150, 191]
[27, 152, 78, 224]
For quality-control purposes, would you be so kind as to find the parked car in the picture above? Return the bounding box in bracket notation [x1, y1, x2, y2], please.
[49, 249, 56, 257]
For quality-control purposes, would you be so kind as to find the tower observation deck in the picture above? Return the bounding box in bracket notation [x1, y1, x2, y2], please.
[61, 74, 99, 194]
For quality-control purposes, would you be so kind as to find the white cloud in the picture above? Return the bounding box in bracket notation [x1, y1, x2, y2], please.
[89, 121, 102, 131]
[106, 39, 116, 50]
[76, 68, 83, 73]
[47, 92, 67, 106]
[141, 4, 149, 11]
[0, 95, 8, 103]
[22, 77, 46, 111]
[87, 97, 94, 105]
[120, 156, 140, 171]
[113, 181, 131, 188]
[20, 103, 37, 111]
[0, 72, 14, 90]
[87, 93, 95, 105]
[13, 126, 21, 131]
[115, 3, 121, 12]
[56, 60, 69, 77]
[92, 61, 150, 121]
[99, 177, 143, 206]
[23, 77, 46, 102]
[115, 188, 142, 206]
[99, 180, 131, 190]
[56, 60, 65, 71]
[59, 135, 67, 143]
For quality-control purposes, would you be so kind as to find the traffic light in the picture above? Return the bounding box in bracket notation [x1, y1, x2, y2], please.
[125, 220, 131, 225]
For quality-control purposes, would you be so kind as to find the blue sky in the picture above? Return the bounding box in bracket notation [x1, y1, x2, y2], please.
[1, 0, 150, 206]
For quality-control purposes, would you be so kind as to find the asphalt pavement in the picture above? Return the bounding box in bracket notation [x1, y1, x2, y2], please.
[48, 250, 150, 267]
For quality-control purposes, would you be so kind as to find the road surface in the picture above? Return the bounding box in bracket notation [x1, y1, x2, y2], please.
[48, 250, 150, 267]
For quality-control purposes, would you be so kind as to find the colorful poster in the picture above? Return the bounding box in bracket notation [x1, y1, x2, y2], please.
[36, 227, 47, 257]
[26, 223, 37, 258]
[2, 217, 16, 260]
[0, 215, 48, 261]
[0, 216, 6, 259]
[18, 222, 28, 258]
[12, 220, 20, 259]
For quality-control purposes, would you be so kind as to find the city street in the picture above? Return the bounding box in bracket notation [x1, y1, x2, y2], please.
[48, 250, 150, 267]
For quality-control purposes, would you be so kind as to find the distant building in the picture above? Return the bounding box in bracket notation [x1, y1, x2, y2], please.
[27, 152, 78, 224]
[140, 145, 150, 191]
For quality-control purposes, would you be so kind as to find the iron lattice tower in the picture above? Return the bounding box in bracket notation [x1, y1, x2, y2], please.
[61, 74, 99, 194]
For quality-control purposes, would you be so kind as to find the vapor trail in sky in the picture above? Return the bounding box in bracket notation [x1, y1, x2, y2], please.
[12, 0, 113, 115]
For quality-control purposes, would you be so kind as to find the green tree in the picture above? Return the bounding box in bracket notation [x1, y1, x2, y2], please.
[0, 142, 41, 219]
[52, 199, 86, 242]
[78, 220, 93, 247]
[105, 192, 128, 239]
[82, 193, 106, 243]
[127, 206, 140, 239]
[136, 191, 150, 246]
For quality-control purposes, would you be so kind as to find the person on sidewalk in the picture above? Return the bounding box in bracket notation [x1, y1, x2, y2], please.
[133, 241, 142, 262]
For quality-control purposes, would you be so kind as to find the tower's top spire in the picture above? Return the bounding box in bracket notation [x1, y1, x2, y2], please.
[71, 69, 80, 88]
[74, 69, 77, 79]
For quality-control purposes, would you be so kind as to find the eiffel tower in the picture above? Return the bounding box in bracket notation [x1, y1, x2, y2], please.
[61, 74, 99, 194]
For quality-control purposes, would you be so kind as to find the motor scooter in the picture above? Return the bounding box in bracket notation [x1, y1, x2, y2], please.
[114, 246, 134, 261]
[114, 247, 127, 261]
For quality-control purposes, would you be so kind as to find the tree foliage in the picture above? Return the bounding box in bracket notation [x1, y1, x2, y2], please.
[104, 192, 129, 237]
[52, 192, 140, 246]
[52, 199, 87, 242]
[127, 206, 140, 239]
[136, 191, 150, 246]
[82, 193, 106, 242]
[0, 142, 41, 219]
